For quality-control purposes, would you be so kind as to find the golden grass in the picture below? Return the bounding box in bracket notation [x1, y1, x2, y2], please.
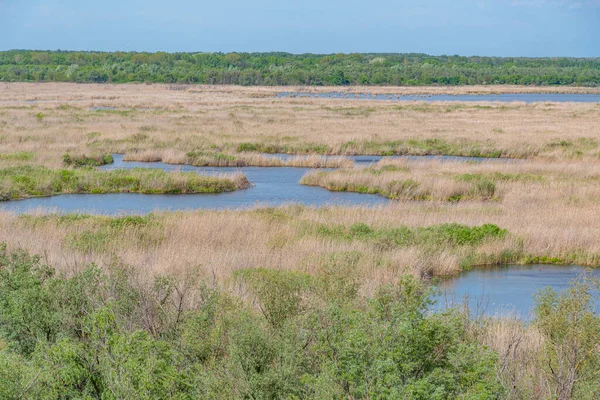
[123, 150, 353, 168]
[0, 207, 518, 288]
[0, 83, 599, 290]
[301, 157, 600, 202]
[470, 317, 549, 398]
[1, 155, 599, 288]
[1, 83, 600, 169]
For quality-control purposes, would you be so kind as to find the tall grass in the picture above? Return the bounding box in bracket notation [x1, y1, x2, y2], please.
[1, 83, 600, 168]
[124, 150, 353, 168]
[300, 160, 500, 202]
[0, 166, 249, 200]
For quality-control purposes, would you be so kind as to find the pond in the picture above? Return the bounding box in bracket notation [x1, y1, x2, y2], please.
[435, 264, 600, 318]
[277, 92, 600, 103]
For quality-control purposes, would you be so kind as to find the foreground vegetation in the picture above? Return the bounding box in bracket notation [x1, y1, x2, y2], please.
[2, 50, 600, 85]
[0, 166, 249, 200]
[0, 246, 598, 399]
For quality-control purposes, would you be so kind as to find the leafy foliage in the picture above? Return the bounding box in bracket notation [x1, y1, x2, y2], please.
[0, 245, 505, 399]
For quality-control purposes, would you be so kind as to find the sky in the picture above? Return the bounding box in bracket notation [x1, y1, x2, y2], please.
[0, 0, 599, 56]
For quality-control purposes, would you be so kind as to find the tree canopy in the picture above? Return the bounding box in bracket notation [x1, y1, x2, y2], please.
[1, 50, 599, 86]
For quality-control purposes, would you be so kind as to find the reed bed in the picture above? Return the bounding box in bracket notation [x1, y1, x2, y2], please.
[0, 157, 597, 286]
[300, 158, 600, 203]
[1, 83, 600, 169]
[123, 149, 353, 168]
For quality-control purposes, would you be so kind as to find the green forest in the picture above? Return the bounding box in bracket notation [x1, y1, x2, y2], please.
[1, 50, 599, 86]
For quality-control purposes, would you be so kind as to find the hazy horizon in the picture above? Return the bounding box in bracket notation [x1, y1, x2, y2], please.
[1, 0, 598, 57]
[2, 49, 600, 59]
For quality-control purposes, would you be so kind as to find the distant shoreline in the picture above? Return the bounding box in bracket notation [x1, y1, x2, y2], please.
[3, 82, 600, 97]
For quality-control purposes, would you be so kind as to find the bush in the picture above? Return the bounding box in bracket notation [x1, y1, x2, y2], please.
[62, 153, 114, 167]
[534, 277, 600, 399]
[0, 246, 505, 399]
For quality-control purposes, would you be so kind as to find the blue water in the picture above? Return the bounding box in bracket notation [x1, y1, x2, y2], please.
[435, 265, 600, 318]
[264, 153, 516, 164]
[278, 92, 600, 103]
[0, 155, 390, 215]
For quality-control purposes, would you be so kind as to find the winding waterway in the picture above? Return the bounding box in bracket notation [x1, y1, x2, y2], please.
[0, 153, 510, 215]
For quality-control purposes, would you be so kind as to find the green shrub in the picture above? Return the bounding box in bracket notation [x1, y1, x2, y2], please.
[0, 246, 506, 399]
[534, 278, 600, 399]
[234, 268, 311, 328]
[237, 142, 258, 152]
[63, 153, 114, 167]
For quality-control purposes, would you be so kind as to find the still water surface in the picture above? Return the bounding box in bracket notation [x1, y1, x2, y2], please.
[435, 265, 600, 318]
[278, 92, 600, 103]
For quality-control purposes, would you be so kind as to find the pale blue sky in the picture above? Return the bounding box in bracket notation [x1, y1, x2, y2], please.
[1, 0, 598, 56]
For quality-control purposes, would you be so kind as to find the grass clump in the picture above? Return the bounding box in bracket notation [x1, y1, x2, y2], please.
[301, 171, 429, 200]
[312, 222, 513, 272]
[315, 222, 507, 248]
[456, 172, 544, 183]
[0, 166, 249, 200]
[185, 151, 239, 166]
[301, 163, 515, 202]
[63, 153, 114, 168]
[235, 142, 330, 154]
[0, 151, 35, 162]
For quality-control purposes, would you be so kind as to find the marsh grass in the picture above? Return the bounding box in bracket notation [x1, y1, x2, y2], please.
[301, 158, 600, 203]
[310, 222, 507, 248]
[2, 83, 600, 168]
[124, 149, 353, 168]
[0, 151, 35, 161]
[0, 204, 560, 284]
[338, 138, 506, 158]
[305, 222, 515, 275]
[0, 83, 599, 285]
[300, 161, 502, 202]
[0, 166, 249, 200]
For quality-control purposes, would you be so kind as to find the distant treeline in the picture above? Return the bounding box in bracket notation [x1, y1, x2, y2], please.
[1, 50, 599, 86]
